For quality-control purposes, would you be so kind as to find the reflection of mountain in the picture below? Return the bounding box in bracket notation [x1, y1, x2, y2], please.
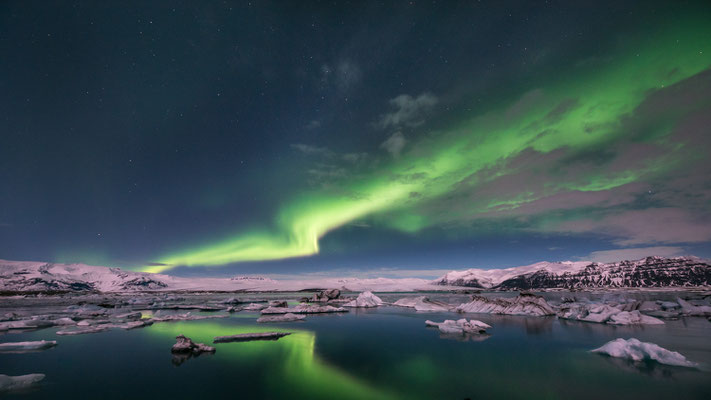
[148, 321, 395, 400]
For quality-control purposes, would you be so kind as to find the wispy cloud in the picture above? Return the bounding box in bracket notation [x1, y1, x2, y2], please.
[380, 131, 407, 157]
[320, 60, 362, 92]
[376, 93, 438, 130]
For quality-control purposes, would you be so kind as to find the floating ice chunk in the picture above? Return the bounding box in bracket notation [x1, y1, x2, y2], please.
[0, 374, 45, 392]
[311, 289, 341, 302]
[261, 304, 347, 314]
[580, 305, 622, 323]
[677, 298, 711, 316]
[213, 332, 291, 343]
[171, 334, 215, 354]
[344, 291, 383, 308]
[0, 319, 55, 331]
[558, 303, 665, 325]
[113, 311, 142, 320]
[456, 293, 555, 316]
[0, 340, 57, 352]
[151, 312, 229, 322]
[393, 296, 452, 312]
[111, 320, 154, 330]
[608, 311, 664, 325]
[256, 313, 305, 323]
[56, 325, 110, 335]
[242, 303, 268, 311]
[425, 319, 491, 335]
[592, 338, 698, 368]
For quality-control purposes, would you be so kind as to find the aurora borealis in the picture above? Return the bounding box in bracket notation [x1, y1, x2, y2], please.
[2, 1, 711, 276]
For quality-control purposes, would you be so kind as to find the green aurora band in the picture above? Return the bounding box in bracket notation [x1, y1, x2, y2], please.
[143, 18, 711, 273]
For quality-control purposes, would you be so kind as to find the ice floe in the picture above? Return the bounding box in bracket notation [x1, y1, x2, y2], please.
[0, 340, 57, 352]
[0, 374, 45, 392]
[344, 291, 383, 308]
[261, 303, 347, 314]
[591, 338, 698, 368]
[171, 334, 215, 354]
[213, 332, 291, 343]
[677, 298, 711, 316]
[393, 296, 453, 312]
[425, 319, 491, 334]
[558, 303, 664, 325]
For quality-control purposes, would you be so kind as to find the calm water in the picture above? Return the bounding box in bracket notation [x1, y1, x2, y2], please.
[2, 299, 711, 399]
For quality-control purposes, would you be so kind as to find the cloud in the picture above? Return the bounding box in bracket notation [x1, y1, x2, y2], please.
[320, 60, 361, 92]
[585, 246, 685, 263]
[342, 152, 368, 163]
[290, 143, 334, 157]
[380, 131, 407, 157]
[305, 120, 321, 130]
[551, 208, 711, 245]
[377, 93, 438, 129]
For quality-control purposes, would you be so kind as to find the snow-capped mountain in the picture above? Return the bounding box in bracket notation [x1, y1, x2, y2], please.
[0, 260, 437, 293]
[434, 257, 711, 289]
[0, 260, 170, 293]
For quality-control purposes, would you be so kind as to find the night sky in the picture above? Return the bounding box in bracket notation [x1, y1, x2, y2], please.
[2, 1, 711, 277]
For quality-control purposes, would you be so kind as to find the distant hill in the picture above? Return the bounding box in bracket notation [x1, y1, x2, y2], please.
[434, 256, 711, 289]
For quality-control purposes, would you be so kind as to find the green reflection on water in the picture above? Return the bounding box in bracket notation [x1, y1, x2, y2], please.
[147, 321, 396, 400]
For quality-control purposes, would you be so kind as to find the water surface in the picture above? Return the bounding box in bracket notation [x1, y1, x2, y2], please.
[2, 298, 711, 399]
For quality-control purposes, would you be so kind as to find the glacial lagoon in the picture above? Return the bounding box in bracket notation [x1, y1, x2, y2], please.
[2, 293, 711, 399]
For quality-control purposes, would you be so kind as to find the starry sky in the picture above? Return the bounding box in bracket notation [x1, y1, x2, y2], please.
[2, 1, 711, 278]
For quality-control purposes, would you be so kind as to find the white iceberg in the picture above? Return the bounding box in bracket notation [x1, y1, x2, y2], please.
[56, 325, 110, 335]
[425, 319, 491, 334]
[558, 303, 664, 325]
[677, 298, 711, 316]
[608, 311, 664, 325]
[393, 296, 452, 312]
[456, 293, 555, 316]
[261, 304, 347, 314]
[0, 374, 45, 392]
[0, 340, 57, 352]
[592, 338, 698, 368]
[344, 291, 383, 308]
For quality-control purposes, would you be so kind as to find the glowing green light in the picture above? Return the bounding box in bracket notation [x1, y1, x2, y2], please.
[146, 321, 395, 399]
[143, 17, 711, 272]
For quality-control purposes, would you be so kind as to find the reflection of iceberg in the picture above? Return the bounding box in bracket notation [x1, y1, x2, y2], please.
[147, 322, 395, 399]
[598, 356, 684, 380]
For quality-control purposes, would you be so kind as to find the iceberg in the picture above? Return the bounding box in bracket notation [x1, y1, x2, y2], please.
[344, 291, 383, 308]
[0, 340, 57, 352]
[591, 338, 698, 368]
[171, 334, 216, 354]
[393, 296, 453, 312]
[56, 325, 110, 335]
[558, 303, 664, 325]
[0, 374, 45, 392]
[213, 332, 291, 343]
[425, 319, 491, 334]
[456, 293, 555, 316]
[677, 298, 711, 316]
[261, 304, 347, 314]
